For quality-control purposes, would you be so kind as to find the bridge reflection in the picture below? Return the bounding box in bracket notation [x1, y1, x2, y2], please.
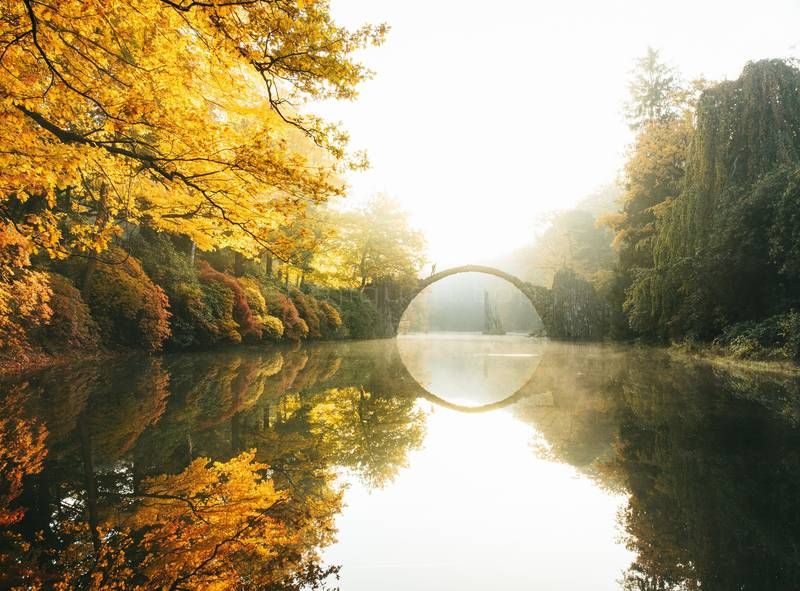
[393, 335, 550, 413]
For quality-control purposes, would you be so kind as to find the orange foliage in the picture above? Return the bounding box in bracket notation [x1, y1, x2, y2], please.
[41, 273, 101, 353]
[66, 451, 325, 591]
[83, 249, 171, 351]
[265, 288, 309, 341]
[0, 386, 47, 527]
[0, 224, 52, 366]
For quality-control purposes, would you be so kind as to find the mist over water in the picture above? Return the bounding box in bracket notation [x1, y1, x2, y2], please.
[396, 333, 544, 405]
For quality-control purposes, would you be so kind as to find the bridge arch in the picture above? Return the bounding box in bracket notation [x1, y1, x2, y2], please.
[395, 265, 550, 334]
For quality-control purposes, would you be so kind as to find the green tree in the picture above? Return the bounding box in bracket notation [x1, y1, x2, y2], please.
[608, 49, 702, 337]
[533, 209, 616, 284]
[645, 60, 800, 341]
[624, 47, 682, 130]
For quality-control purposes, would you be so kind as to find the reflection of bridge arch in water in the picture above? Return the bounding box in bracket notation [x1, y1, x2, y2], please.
[391, 341, 550, 414]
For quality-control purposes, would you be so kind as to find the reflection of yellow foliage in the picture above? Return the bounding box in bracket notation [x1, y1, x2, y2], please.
[48, 451, 327, 591]
[0, 386, 47, 527]
[261, 351, 285, 378]
[120, 451, 289, 590]
[89, 360, 171, 458]
[320, 356, 343, 382]
[308, 387, 426, 486]
[0, 386, 48, 590]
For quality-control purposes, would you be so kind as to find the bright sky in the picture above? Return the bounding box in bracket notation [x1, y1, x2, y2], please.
[317, 0, 800, 267]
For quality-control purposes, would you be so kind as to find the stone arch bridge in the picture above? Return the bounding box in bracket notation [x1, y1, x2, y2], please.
[395, 265, 552, 334]
[369, 264, 605, 339]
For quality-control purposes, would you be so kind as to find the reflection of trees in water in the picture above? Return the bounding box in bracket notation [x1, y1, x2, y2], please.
[5, 340, 800, 589]
[515, 343, 800, 590]
[611, 364, 800, 591]
[512, 343, 623, 477]
[0, 343, 426, 590]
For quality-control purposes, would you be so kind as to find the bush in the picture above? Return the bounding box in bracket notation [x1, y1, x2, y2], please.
[130, 231, 196, 293]
[715, 312, 800, 361]
[131, 233, 250, 348]
[290, 289, 322, 338]
[238, 276, 284, 341]
[197, 275, 242, 345]
[264, 285, 308, 340]
[261, 315, 285, 340]
[0, 224, 52, 366]
[336, 292, 380, 339]
[779, 311, 800, 361]
[40, 273, 100, 353]
[319, 301, 343, 335]
[83, 249, 171, 351]
[166, 280, 237, 347]
[198, 261, 260, 340]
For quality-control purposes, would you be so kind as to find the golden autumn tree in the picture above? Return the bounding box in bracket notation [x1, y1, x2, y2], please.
[311, 195, 426, 289]
[0, 0, 385, 261]
[308, 386, 426, 487]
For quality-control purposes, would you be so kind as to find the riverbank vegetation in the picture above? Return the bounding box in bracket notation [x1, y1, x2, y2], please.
[0, 1, 426, 373]
[502, 53, 800, 362]
[4, 1, 800, 376]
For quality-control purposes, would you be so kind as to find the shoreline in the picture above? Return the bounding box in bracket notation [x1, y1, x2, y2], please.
[4, 335, 799, 379]
[667, 344, 800, 376]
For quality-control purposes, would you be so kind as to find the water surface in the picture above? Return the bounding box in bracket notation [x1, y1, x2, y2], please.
[2, 335, 800, 589]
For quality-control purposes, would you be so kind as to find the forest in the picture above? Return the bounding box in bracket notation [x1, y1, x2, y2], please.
[493, 52, 800, 362]
[0, 1, 426, 373]
[2, 1, 800, 373]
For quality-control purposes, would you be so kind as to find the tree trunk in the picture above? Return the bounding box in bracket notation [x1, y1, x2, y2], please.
[82, 191, 112, 298]
[77, 414, 100, 553]
[265, 253, 273, 277]
[234, 251, 245, 277]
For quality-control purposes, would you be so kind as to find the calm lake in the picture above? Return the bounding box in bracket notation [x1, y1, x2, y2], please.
[2, 334, 800, 589]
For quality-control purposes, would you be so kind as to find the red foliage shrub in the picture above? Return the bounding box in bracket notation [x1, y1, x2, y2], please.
[264, 287, 308, 340]
[197, 261, 260, 339]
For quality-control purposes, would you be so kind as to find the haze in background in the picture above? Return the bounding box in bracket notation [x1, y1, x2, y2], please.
[400, 274, 541, 334]
[318, 0, 800, 266]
